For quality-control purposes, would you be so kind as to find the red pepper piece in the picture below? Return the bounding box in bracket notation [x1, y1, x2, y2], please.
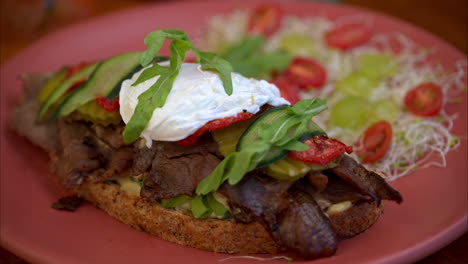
[95, 97, 120, 112]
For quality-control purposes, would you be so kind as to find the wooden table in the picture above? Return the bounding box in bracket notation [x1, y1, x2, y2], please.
[1, 0, 466, 263]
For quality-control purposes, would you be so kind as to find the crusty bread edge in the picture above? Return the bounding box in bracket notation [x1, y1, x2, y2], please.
[75, 181, 283, 254]
[75, 181, 383, 254]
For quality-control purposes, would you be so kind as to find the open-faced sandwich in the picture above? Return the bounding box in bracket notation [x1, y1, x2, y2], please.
[11, 29, 402, 260]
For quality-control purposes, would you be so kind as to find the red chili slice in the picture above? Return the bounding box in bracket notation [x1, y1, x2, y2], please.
[325, 23, 372, 50]
[284, 57, 327, 89]
[248, 4, 283, 36]
[288, 135, 353, 165]
[271, 74, 300, 104]
[95, 97, 120, 112]
[357, 121, 392, 163]
[177, 112, 254, 147]
[404, 82, 443, 117]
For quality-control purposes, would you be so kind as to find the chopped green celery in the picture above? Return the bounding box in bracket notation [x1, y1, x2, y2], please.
[190, 195, 211, 218]
[372, 99, 400, 122]
[359, 53, 399, 79]
[336, 72, 379, 97]
[279, 34, 315, 57]
[330, 96, 372, 130]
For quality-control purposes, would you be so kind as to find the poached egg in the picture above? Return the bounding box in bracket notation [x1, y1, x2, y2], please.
[119, 63, 288, 146]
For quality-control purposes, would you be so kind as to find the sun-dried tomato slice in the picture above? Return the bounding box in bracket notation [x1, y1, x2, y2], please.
[288, 135, 353, 165]
[177, 112, 254, 147]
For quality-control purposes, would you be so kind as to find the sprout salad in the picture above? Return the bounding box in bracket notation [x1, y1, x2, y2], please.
[197, 6, 467, 181]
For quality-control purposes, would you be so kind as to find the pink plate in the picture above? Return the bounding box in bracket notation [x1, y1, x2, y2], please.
[1, 1, 467, 263]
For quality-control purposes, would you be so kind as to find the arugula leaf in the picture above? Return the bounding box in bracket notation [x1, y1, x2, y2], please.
[222, 35, 265, 62]
[132, 63, 170, 87]
[221, 36, 292, 78]
[140, 29, 189, 67]
[206, 194, 229, 218]
[231, 51, 292, 78]
[123, 39, 191, 143]
[196, 99, 328, 195]
[161, 195, 191, 208]
[193, 49, 233, 95]
[190, 195, 211, 218]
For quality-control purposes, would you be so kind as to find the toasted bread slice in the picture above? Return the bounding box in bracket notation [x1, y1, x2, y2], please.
[75, 180, 382, 253]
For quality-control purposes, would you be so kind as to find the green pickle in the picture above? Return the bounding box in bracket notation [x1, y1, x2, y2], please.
[212, 118, 254, 156]
[265, 157, 312, 181]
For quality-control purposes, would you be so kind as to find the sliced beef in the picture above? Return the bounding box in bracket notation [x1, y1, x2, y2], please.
[220, 173, 337, 259]
[219, 172, 293, 228]
[141, 135, 222, 201]
[331, 155, 403, 203]
[93, 124, 126, 149]
[278, 189, 337, 259]
[102, 147, 134, 178]
[296, 174, 368, 210]
[52, 120, 101, 188]
[307, 172, 328, 192]
[319, 175, 371, 204]
[131, 140, 158, 175]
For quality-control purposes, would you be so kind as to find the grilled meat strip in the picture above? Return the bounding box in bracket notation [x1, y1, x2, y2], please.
[219, 173, 337, 259]
[141, 135, 223, 202]
[331, 155, 403, 204]
[279, 189, 338, 259]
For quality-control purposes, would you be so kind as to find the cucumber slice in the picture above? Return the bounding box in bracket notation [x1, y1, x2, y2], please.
[236, 106, 288, 167]
[52, 51, 142, 119]
[38, 67, 68, 104]
[236, 105, 325, 168]
[38, 63, 98, 120]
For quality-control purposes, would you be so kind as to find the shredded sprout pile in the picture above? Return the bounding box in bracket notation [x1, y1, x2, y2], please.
[199, 10, 467, 181]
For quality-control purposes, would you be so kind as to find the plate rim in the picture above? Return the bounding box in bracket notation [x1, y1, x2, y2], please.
[1, 1, 467, 264]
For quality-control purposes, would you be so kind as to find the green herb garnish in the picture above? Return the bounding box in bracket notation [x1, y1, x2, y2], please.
[221, 36, 292, 78]
[122, 29, 234, 143]
[196, 98, 327, 195]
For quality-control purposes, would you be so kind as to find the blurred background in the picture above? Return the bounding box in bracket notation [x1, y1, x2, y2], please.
[0, 0, 467, 64]
[0, 0, 466, 263]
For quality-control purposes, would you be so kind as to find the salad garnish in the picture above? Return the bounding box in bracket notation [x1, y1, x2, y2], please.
[200, 5, 467, 181]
